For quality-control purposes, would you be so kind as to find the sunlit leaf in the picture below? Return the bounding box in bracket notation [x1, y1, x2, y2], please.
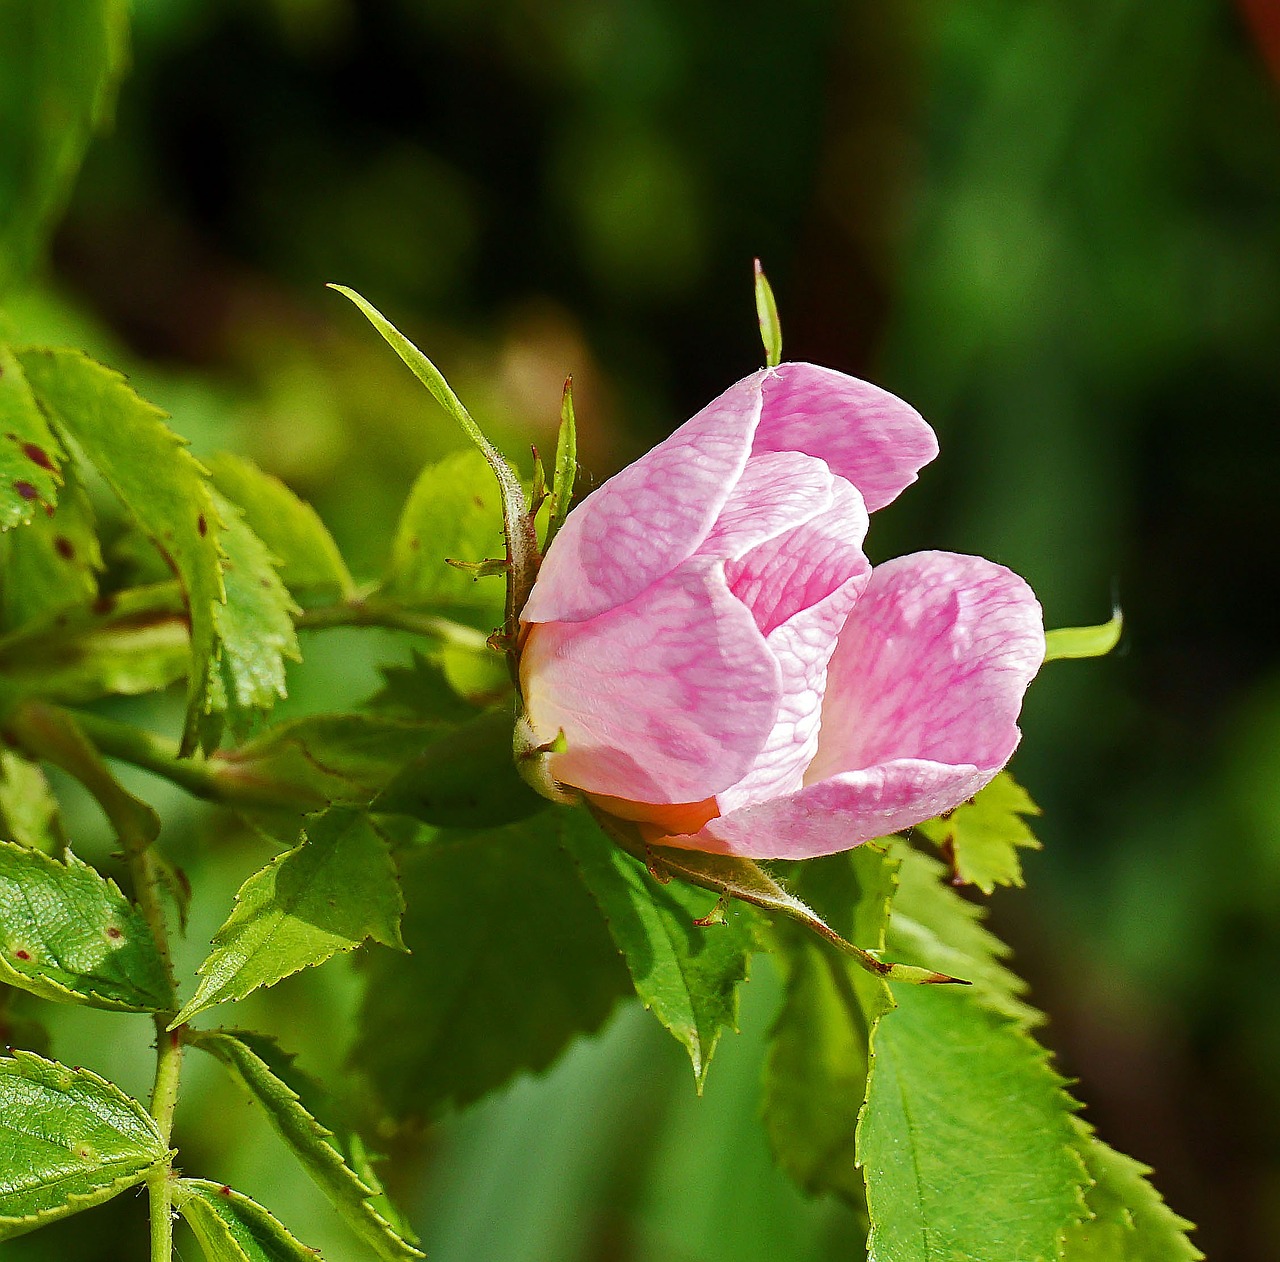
[0, 459, 101, 627]
[0, 343, 64, 530]
[355, 814, 630, 1122]
[1059, 1123, 1203, 1261]
[0, 841, 172, 1011]
[0, 1050, 166, 1240]
[0, 750, 64, 854]
[208, 451, 354, 603]
[915, 771, 1042, 893]
[560, 808, 757, 1089]
[195, 1030, 422, 1261]
[381, 447, 506, 623]
[0, 0, 129, 294]
[174, 1179, 320, 1262]
[17, 348, 223, 753]
[173, 808, 404, 1026]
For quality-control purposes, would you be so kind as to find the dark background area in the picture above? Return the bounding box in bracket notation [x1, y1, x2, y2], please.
[5, 1, 1280, 1258]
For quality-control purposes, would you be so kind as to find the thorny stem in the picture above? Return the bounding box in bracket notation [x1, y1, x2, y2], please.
[3, 701, 184, 1261]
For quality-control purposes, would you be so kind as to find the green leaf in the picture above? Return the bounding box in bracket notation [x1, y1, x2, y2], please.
[856, 843, 1088, 1262]
[0, 1, 129, 294]
[204, 487, 301, 733]
[754, 259, 784, 368]
[1060, 1124, 1203, 1261]
[17, 348, 223, 753]
[0, 750, 64, 854]
[1045, 608, 1123, 662]
[560, 809, 757, 1089]
[367, 648, 480, 723]
[207, 451, 354, 603]
[374, 706, 549, 829]
[173, 807, 404, 1026]
[355, 814, 631, 1122]
[195, 1030, 422, 1261]
[0, 342, 64, 529]
[0, 840, 173, 1011]
[381, 447, 506, 622]
[545, 376, 577, 549]
[174, 1179, 321, 1262]
[915, 771, 1042, 894]
[763, 847, 896, 1206]
[0, 458, 101, 627]
[0, 1050, 167, 1240]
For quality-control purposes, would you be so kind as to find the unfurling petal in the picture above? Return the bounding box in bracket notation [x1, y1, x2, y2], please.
[520, 557, 782, 804]
[754, 363, 938, 513]
[521, 373, 766, 625]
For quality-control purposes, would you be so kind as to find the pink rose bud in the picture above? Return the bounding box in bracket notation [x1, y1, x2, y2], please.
[518, 363, 1045, 859]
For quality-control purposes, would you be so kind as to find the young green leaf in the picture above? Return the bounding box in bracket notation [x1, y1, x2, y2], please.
[545, 376, 577, 549]
[173, 1179, 321, 1262]
[173, 808, 404, 1026]
[0, 1050, 167, 1240]
[355, 814, 631, 1122]
[0, 749, 64, 855]
[1045, 608, 1123, 662]
[0, 343, 64, 529]
[204, 487, 301, 732]
[0, 0, 129, 294]
[856, 843, 1088, 1261]
[914, 771, 1042, 894]
[1060, 1123, 1203, 1261]
[207, 451, 354, 602]
[380, 447, 507, 622]
[560, 809, 757, 1090]
[17, 348, 223, 753]
[754, 258, 783, 368]
[762, 847, 896, 1206]
[0, 458, 101, 627]
[194, 1030, 423, 1261]
[0, 841, 173, 1011]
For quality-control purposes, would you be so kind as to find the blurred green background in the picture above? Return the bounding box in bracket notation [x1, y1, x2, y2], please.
[3, 0, 1280, 1259]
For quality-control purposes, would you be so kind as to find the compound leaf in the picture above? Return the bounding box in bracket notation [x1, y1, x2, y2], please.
[559, 808, 756, 1090]
[355, 814, 630, 1122]
[195, 1029, 422, 1261]
[174, 808, 404, 1026]
[0, 1050, 166, 1240]
[0, 840, 172, 1011]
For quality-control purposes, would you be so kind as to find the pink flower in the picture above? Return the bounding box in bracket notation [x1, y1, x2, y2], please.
[519, 363, 1044, 859]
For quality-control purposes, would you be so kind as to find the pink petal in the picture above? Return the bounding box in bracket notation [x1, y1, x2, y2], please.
[806, 551, 1044, 780]
[519, 557, 782, 803]
[521, 373, 767, 625]
[714, 480, 871, 813]
[683, 761, 993, 860]
[754, 363, 938, 513]
[697, 451, 834, 560]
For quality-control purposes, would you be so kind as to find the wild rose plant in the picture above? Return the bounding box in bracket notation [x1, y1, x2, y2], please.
[0, 268, 1194, 1262]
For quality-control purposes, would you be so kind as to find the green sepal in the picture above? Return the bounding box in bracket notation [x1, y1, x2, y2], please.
[754, 259, 783, 368]
[0, 1050, 168, 1241]
[1045, 607, 1123, 662]
[560, 808, 758, 1090]
[915, 771, 1042, 893]
[193, 1030, 422, 1261]
[173, 1179, 321, 1262]
[0, 840, 173, 1011]
[172, 807, 405, 1027]
[545, 375, 577, 549]
[373, 706, 548, 829]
